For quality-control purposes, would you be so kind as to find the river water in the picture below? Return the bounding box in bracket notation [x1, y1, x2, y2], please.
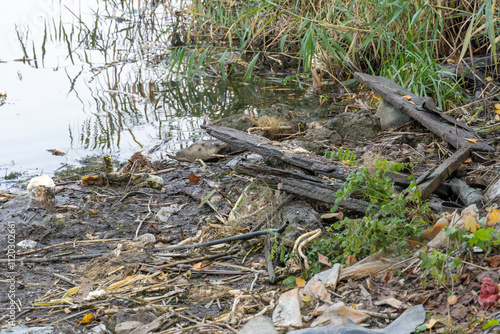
[0, 0, 307, 189]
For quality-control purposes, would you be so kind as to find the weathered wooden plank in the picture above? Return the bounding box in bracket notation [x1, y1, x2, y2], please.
[234, 162, 369, 212]
[354, 72, 494, 152]
[417, 146, 472, 199]
[201, 124, 349, 179]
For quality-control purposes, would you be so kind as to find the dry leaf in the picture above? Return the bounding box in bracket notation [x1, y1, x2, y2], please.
[302, 295, 313, 302]
[494, 103, 500, 110]
[321, 212, 344, 221]
[64, 287, 80, 297]
[464, 138, 478, 143]
[464, 211, 480, 232]
[486, 209, 500, 227]
[401, 95, 412, 101]
[296, 277, 306, 288]
[345, 255, 357, 265]
[188, 172, 200, 184]
[485, 255, 500, 268]
[448, 295, 458, 305]
[193, 262, 214, 270]
[64, 308, 71, 314]
[317, 252, 332, 267]
[86, 234, 97, 239]
[426, 318, 438, 329]
[81, 313, 94, 324]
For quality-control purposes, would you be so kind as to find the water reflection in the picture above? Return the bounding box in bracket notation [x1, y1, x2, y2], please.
[0, 0, 305, 188]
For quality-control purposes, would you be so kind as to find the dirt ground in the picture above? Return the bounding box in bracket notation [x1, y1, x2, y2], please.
[1, 105, 500, 333]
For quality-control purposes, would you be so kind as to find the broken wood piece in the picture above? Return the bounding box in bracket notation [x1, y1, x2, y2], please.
[354, 72, 494, 152]
[449, 178, 485, 207]
[416, 146, 471, 200]
[201, 124, 349, 179]
[235, 162, 369, 212]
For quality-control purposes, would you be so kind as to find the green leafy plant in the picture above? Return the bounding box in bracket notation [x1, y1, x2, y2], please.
[324, 148, 359, 165]
[419, 249, 462, 289]
[330, 159, 431, 261]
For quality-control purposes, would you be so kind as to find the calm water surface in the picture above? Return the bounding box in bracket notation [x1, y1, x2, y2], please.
[0, 0, 306, 190]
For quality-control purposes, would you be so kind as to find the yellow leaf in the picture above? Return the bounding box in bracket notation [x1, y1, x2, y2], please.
[64, 287, 79, 297]
[464, 211, 480, 232]
[34, 297, 73, 306]
[81, 313, 94, 324]
[302, 295, 313, 302]
[464, 138, 478, 143]
[495, 103, 500, 110]
[408, 100, 416, 105]
[486, 209, 500, 227]
[494, 109, 500, 115]
[296, 277, 306, 288]
[426, 318, 438, 329]
[351, 304, 358, 309]
[448, 295, 458, 305]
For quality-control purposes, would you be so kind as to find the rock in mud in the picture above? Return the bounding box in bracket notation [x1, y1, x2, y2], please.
[176, 140, 229, 161]
[375, 99, 411, 130]
[238, 316, 277, 334]
[113, 311, 156, 334]
[326, 109, 380, 142]
[210, 114, 257, 131]
[304, 125, 342, 146]
[282, 201, 323, 244]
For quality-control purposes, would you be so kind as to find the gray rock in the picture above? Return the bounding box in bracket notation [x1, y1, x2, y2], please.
[375, 100, 411, 130]
[115, 321, 145, 334]
[282, 201, 323, 243]
[304, 127, 342, 146]
[176, 140, 228, 161]
[210, 114, 257, 131]
[238, 316, 278, 334]
[326, 109, 380, 142]
[114, 311, 156, 334]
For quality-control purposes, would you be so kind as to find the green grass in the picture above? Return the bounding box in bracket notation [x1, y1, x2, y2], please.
[163, 0, 499, 109]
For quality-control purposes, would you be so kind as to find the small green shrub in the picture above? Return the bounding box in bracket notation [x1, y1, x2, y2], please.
[330, 159, 431, 261]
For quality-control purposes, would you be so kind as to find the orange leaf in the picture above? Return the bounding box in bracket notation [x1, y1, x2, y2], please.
[486, 209, 500, 227]
[296, 277, 306, 288]
[188, 173, 200, 184]
[464, 211, 479, 232]
[192, 262, 214, 270]
[345, 255, 357, 265]
[81, 313, 94, 324]
[401, 95, 412, 101]
[464, 138, 478, 143]
[317, 252, 332, 267]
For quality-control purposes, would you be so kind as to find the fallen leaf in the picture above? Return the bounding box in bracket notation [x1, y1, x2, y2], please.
[64, 308, 71, 314]
[81, 313, 94, 324]
[464, 138, 478, 143]
[345, 255, 357, 265]
[317, 252, 332, 267]
[426, 318, 438, 329]
[47, 149, 66, 156]
[296, 277, 306, 288]
[193, 262, 214, 270]
[302, 295, 313, 302]
[188, 173, 200, 184]
[485, 255, 500, 268]
[401, 95, 412, 101]
[297, 227, 308, 234]
[486, 209, 500, 227]
[86, 234, 97, 239]
[495, 103, 500, 110]
[448, 294, 458, 305]
[464, 210, 480, 232]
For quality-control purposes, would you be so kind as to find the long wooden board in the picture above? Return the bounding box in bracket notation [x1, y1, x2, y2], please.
[354, 72, 494, 152]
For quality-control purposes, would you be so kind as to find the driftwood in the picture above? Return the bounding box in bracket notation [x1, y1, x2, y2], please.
[235, 162, 370, 212]
[354, 72, 494, 152]
[201, 124, 349, 179]
[416, 146, 472, 200]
